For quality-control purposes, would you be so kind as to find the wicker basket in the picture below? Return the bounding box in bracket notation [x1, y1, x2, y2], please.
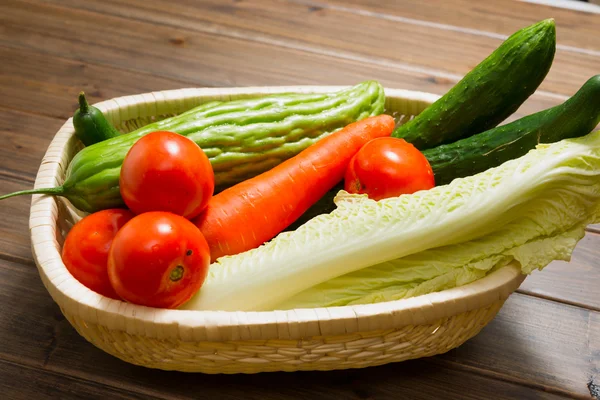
[29, 86, 526, 374]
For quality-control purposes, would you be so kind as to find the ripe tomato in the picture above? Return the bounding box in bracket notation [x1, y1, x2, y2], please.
[107, 211, 210, 309]
[345, 137, 435, 200]
[61, 209, 134, 299]
[120, 131, 215, 219]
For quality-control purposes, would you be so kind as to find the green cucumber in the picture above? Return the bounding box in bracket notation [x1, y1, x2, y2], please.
[424, 75, 600, 186]
[0, 81, 385, 213]
[73, 92, 121, 146]
[393, 19, 556, 149]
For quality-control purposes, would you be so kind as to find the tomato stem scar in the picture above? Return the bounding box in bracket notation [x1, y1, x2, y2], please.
[170, 265, 184, 281]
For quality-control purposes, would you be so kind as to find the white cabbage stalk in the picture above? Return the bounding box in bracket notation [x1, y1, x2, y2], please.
[182, 131, 600, 311]
[276, 223, 585, 309]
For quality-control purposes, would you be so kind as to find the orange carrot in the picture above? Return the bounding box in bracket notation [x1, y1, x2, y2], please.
[194, 115, 395, 261]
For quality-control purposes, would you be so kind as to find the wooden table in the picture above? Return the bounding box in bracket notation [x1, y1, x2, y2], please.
[1, 0, 599, 398]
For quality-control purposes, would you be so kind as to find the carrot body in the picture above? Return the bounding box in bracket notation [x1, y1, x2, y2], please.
[194, 115, 395, 261]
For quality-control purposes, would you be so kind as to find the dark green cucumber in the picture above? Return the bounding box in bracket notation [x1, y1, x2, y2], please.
[73, 92, 121, 146]
[393, 19, 556, 149]
[424, 75, 600, 186]
[0, 81, 384, 212]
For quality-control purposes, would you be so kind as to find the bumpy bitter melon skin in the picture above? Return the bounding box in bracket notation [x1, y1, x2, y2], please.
[424, 75, 600, 186]
[59, 81, 385, 212]
[392, 19, 556, 150]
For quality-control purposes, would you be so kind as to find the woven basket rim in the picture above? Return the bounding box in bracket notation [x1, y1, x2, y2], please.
[29, 85, 525, 342]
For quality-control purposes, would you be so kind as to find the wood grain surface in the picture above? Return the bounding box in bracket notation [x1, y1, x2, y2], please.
[41, 0, 596, 96]
[0, 0, 598, 398]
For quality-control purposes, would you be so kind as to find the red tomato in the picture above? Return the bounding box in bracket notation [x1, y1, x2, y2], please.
[61, 209, 134, 299]
[345, 137, 435, 200]
[120, 131, 215, 219]
[107, 211, 210, 309]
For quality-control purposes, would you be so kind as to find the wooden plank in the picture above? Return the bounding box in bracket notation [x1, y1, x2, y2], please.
[0, 178, 34, 264]
[0, 0, 449, 92]
[521, 0, 600, 15]
[588, 224, 600, 234]
[0, 107, 63, 179]
[0, 359, 155, 400]
[0, 0, 566, 121]
[440, 293, 599, 398]
[518, 232, 600, 311]
[38, 0, 598, 97]
[0, 46, 188, 120]
[0, 258, 568, 399]
[0, 37, 564, 128]
[589, 312, 600, 399]
[290, 0, 600, 52]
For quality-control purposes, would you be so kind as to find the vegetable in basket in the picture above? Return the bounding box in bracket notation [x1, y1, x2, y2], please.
[119, 131, 215, 219]
[344, 137, 435, 200]
[298, 74, 600, 221]
[0, 81, 385, 212]
[277, 205, 590, 309]
[62, 130, 216, 308]
[425, 74, 600, 185]
[392, 18, 556, 149]
[108, 212, 211, 309]
[182, 130, 600, 311]
[287, 19, 558, 222]
[194, 114, 396, 261]
[73, 92, 122, 146]
[61, 208, 134, 300]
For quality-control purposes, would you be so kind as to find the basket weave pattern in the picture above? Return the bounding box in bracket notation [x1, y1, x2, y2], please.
[29, 86, 525, 373]
[64, 301, 503, 373]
